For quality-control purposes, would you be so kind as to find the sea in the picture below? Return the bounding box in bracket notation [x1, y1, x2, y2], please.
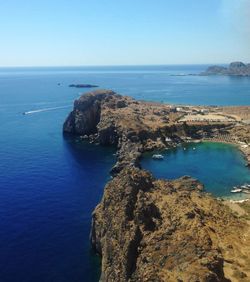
[0, 65, 249, 282]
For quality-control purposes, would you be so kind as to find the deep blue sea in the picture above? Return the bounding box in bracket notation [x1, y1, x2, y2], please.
[0, 65, 249, 282]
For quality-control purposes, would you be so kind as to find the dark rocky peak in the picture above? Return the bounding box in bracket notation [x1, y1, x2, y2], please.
[229, 61, 246, 69]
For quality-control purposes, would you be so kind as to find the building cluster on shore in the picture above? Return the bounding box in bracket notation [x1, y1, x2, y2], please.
[169, 104, 250, 166]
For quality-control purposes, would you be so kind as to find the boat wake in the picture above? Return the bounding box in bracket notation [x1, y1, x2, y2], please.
[23, 105, 71, 115]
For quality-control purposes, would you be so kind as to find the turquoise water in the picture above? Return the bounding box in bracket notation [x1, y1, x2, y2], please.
[0, 65, 249, 282]
[141, 142, 250, 199]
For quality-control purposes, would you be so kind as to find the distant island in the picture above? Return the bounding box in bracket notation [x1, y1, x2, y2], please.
[69, 84, 98, 88]
[201, 62, 250, 76]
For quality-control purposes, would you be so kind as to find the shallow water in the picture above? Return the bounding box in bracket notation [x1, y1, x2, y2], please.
[141, 142, 250, 199]
[0, 65, 249, 282]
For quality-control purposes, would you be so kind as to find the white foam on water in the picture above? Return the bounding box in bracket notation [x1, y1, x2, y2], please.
[23, 105, 71, 115]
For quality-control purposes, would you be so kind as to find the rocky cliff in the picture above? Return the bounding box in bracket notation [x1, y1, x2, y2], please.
[91, 167, 250, 281]
[64, 90, 250, 281]
[63, 90, 232, 174]
[201, 62, 250, 76]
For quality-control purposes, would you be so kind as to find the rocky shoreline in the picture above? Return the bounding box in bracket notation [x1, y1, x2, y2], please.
[63, 90, 250, 281]
[64, 89, 250, 170]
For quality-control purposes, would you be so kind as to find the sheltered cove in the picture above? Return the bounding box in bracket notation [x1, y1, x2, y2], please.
[64, 90, 250, 281]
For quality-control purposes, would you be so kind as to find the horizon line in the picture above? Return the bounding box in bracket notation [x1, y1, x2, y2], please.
[0, 62, 235, 68]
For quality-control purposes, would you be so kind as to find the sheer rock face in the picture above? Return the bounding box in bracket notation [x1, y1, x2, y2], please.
[90, 167, 247, 282]
[63, 89, 144, 173]
[63, 90, 119, 136]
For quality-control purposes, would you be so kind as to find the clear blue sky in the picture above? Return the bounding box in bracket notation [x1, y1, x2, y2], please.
[0, 0, 249, 66]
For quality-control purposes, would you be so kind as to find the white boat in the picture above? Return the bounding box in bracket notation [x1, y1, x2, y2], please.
[241, 184, 250, 190]
[231, 188, 242, 193]
[152, 154, 164, 160]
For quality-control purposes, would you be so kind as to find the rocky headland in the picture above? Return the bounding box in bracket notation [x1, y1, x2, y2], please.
[63, 90, 250, 281]
[63, 89, 250, 170]
[201, 62, 250, 77]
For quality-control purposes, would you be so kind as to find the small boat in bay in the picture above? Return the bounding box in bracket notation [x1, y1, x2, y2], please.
[230, 183, 250, 193]
[241, 184, 250, 190]
[231, 188, 242, 193]
[152, 154, 164, 160]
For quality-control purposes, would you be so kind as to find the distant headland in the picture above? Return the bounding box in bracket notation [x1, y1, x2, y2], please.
[201, 62, 250, 76]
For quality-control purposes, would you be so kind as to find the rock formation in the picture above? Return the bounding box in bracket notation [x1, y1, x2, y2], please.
[201, 62, 250, 76]
[64, 90, 250, 281]
[91, 167, 250, 281]
[63, 89, 233, 174]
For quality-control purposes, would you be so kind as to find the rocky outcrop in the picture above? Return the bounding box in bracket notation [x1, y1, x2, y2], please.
[91, 167, 249, 281]
[201, 62, 250, 76]
[64, 90, 250, 281]
[64, 90, 115, 135]
[63, 90, 232, 174]
[63, 90, 143, 173]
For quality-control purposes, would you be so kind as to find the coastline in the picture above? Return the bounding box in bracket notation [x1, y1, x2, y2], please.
[143, 140, 250, 203]
[63, 90, 250, 281]
[239, 145, 250, 167]
[63, 89, 249, 201]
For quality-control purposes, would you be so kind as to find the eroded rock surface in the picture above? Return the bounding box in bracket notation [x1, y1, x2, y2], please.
[91, 167, 249, 282]
[64, 90, 250, 281]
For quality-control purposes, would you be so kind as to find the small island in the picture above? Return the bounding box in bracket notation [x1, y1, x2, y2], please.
[201, 62, 250, 76]
[69, 84, 98, 88]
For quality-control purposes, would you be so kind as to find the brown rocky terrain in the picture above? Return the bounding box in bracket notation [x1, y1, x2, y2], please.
[63, 90, 250, 281]
[64, 89, 247, 173]
[220, 107, 250, 122]
[91, 167, 250, 282]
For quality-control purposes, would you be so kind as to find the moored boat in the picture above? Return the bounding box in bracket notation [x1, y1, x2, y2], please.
[152, 154, 164, 160]
[241, 184, 250, 190]
[231, 188, 242, 193]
